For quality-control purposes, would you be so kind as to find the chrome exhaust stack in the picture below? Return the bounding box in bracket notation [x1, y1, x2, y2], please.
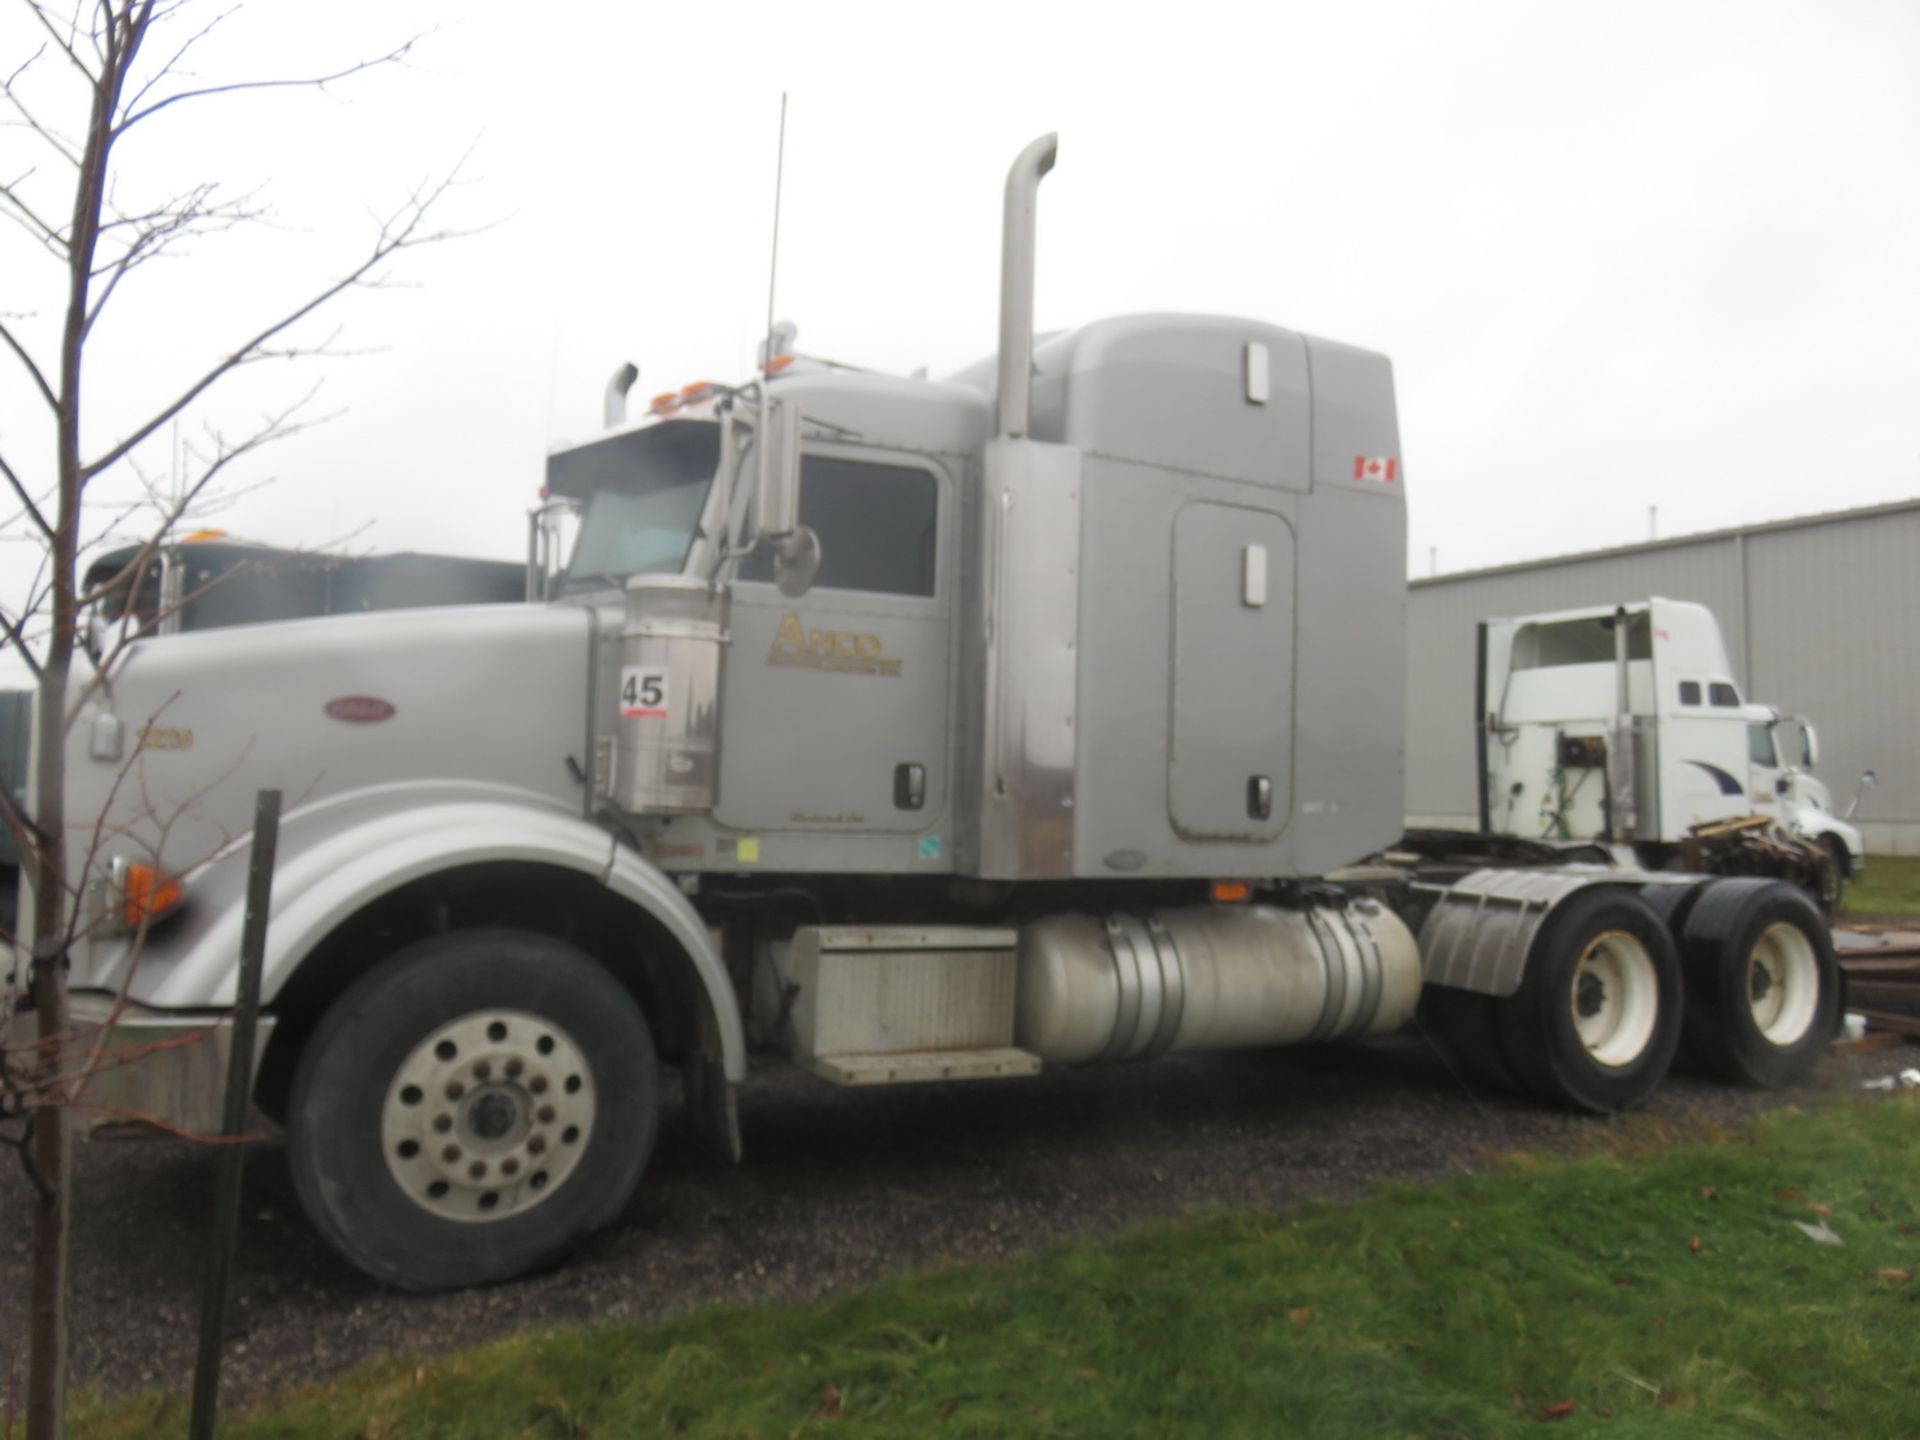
[996, 133, 1058, 440]
[603, 361, 640, 429]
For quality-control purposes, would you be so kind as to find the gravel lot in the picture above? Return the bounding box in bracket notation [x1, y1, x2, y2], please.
[0, 1032, 1903, 1406]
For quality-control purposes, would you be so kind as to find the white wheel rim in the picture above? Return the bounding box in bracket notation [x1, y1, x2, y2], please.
[381, 1009, 596, 1223]
[1747, 922, 1821, 1046]
[1570, 930, 1660, 1068]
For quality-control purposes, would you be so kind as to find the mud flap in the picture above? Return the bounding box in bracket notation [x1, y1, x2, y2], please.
[682, 1014, 742, 1167]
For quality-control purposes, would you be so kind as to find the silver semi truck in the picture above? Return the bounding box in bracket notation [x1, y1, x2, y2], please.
[5, 135, 1839, 1291]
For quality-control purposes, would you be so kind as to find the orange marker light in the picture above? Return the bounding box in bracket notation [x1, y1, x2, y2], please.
[119, 861, 183, 929]
[1211, 881, 1251, 904]
[764, 353, 796, 375]
[679, 380, 716, 403]
[647, 390, 681, 415]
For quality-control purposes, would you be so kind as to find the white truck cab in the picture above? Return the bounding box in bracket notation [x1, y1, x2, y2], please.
[1479, 597, 1862, 893]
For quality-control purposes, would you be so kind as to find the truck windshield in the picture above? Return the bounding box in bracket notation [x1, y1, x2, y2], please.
[550, 421, 721, 593]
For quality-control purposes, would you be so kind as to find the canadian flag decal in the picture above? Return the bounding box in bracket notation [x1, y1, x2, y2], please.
[1353, 456, 1399, 483]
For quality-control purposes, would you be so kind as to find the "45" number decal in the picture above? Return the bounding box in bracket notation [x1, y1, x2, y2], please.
[620, 668, 669, 719]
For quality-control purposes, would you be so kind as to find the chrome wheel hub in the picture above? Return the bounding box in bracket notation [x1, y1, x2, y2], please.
[1569, 930, 1659, 1069]
[1748, 922, 1820, 1046]
[382, 1009, 595, 1223]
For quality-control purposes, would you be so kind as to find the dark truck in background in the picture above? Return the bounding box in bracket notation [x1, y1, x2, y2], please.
[81, 534, 525, 637]
[0, 537, 525, 888]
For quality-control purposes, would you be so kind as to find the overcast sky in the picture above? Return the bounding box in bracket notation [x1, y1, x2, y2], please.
[3, 0, 1917, 614]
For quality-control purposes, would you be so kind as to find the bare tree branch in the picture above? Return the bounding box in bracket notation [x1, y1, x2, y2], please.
[22, 1, 97, 80]
[115, 0, 238, 117]
[81, 182, 269, 338]
[0, 449, 55, 538]
[0, 317, 59, 410]
[0, 604, 47, 679]
[81, 159, 469, 481]
[5, 40, 48, 91]
[121, 31, 420, 129]
[0, 47, 84, 168]
[0, 175, 71, 253]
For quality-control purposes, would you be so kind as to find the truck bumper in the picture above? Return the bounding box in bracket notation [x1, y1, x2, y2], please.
[5, 991, 275, 1138]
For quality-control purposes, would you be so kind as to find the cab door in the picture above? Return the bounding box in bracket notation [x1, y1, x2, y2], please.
[1746, 715, 1786, 819]
[714, 446, 951, 839]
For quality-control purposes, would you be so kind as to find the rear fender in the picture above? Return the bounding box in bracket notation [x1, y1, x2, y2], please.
[1416, 865, 1685, 998]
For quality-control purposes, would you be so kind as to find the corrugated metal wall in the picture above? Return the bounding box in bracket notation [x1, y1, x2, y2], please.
[1407, 501, 1920, 853]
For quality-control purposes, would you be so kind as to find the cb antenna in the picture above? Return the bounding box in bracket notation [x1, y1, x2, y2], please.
[762, 92, 788, 376]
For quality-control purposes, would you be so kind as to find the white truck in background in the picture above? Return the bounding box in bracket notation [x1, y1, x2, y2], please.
[1475, 597, 1865, 905]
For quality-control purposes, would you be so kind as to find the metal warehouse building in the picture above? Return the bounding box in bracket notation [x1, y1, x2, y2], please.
[1406, 498, 1920, 854]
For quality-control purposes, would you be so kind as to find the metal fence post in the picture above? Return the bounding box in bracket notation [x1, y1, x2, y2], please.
[188, 789, 280, 1439]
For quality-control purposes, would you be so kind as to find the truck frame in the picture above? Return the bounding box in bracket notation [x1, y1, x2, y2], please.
[4, 135, 1841, 1292]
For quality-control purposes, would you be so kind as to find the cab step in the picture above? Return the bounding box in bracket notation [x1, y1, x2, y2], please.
[806, 1046, 1042, 1087]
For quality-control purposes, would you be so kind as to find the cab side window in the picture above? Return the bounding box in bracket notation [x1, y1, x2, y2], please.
[739, 456, 937, 598]
[1709, 681, 1740, 708]
[1678, 680, 1701, 706]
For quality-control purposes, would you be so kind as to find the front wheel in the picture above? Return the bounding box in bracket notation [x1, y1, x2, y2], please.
[288, 928, 658, 1291]
[1814, 836, 1848, 915]
[1494, 888, 1684, 1113]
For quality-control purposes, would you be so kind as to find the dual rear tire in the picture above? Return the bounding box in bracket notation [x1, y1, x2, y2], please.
[1671, 877, 1838, 1087]
[1430, 878, 1836, 1113]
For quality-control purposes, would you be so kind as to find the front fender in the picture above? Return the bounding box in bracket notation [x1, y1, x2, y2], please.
[1791, 812, 1864, 871]
[94, 780, 745, 1082]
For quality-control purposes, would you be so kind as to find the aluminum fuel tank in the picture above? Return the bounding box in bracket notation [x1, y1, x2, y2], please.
[1016, 900, 1421, 1064]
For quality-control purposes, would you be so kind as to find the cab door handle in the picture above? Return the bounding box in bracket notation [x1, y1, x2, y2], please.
[895, 763, 926, 811]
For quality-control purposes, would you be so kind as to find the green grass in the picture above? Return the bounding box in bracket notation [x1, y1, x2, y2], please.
[81, 1099, 1920, 1440]
[1842, 854, 1920, 920]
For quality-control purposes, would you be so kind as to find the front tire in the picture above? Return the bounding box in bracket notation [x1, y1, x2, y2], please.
[1675, 878, 1838, 1087]
[288, 928, 658, 1291]
[1815, 835, 1848, 915]
[1494, 888, 1684, 1113]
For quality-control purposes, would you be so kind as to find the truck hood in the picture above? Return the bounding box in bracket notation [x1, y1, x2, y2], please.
[64, 601, 594, 892]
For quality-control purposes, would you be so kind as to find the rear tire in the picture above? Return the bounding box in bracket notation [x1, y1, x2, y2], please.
[1637, 877, 1714, 938]
[288, 928, 658, 1291]
[1675, 878, 1838, 1087]
[1494, 888, 1683, 1113]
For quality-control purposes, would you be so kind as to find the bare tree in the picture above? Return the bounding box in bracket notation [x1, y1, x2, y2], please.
[0, 3, 463, 1432]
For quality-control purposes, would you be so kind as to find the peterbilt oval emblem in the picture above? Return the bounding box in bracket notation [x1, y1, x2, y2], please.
[324, 695, 396, 724]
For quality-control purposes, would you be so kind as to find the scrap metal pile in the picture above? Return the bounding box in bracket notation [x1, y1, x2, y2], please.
[1679, 816, 1837, 906]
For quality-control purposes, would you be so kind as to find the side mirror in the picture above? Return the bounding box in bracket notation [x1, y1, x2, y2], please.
[525, 498, 579, 602]
[1844, 769, 1878, 820]
[753, 395, 820, 598]
[1800, 723, 1820, 769]
[755, 395, 802, 540]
